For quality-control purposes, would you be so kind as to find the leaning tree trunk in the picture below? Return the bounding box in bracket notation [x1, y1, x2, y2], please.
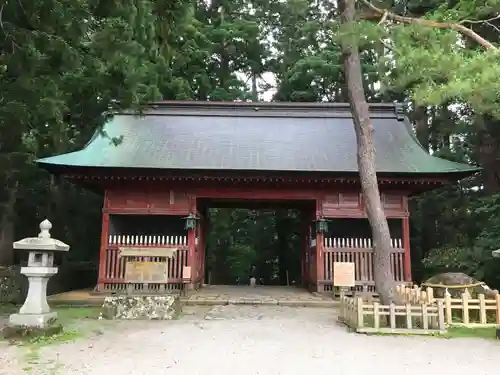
[340, 0, 397, 304]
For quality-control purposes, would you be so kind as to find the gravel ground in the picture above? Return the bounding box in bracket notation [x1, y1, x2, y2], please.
[1, 305, 499, 375]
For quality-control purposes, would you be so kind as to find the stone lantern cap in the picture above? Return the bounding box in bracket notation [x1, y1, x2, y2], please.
[493, 249, 500, 258]
[13, 219, 69, 252]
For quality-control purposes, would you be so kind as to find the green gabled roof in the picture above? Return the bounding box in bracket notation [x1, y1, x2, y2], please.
[36, 101, 480, 177]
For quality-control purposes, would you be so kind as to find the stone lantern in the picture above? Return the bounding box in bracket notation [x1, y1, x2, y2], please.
[9, 219, 69, 328]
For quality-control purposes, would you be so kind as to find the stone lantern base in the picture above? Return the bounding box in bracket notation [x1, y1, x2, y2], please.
[8, 266, 58, 328]
[9, 311, 58, 328]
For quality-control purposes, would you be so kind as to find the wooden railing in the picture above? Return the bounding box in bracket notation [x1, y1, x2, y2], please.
[102, 234, 188, 292]
[108, 234, 188, 246]
[396, 284, 500, 327]
[322, 237, 405, 291]
[339, 295, 446, 334]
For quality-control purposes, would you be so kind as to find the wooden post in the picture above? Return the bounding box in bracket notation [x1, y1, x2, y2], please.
[496, 294, 500, 324]
[421, 303, 429, 329]
[462, 291, 470, 325]
[426, 286, 434, 303]
[402, 217, 412, 282]
[437, 300, 445, 331]
[97, 211, 110, 292]
[444, 290, 452, 325]
[373, 301, 380, 329]
[356, 297, 364, 329]
[299, 212, 308, 287]
[200, 213, 208, 285]
[405, 303, 412, 329]
[479, 294, 487, 324]
[316, 229, 324, 293]
[315, 201, 324, 293]
[389, 303, 396, 329]
[187, 196, 197, 289]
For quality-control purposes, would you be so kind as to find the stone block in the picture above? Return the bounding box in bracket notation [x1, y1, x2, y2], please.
[100, 295, 181, 320]
[9, 312, 57, 328]
[2, 323, 62, 340]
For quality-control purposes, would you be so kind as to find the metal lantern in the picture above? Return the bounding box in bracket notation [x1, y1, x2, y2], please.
[183, 212, 199, 230]
[315, 217, 329, 233]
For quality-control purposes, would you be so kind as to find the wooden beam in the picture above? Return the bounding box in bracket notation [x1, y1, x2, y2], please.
[97, 209, 110, 291]
[402, 217, 412, 282]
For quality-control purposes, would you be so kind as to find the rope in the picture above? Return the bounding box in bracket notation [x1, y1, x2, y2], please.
[421, 281, 485, 289]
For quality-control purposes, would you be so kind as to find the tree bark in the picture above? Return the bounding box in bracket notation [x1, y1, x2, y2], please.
[414, 106, 429, 151]
[340, 0, 397, 304]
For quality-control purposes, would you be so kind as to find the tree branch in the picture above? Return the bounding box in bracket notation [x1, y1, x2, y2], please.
[360, 0, 497, 51]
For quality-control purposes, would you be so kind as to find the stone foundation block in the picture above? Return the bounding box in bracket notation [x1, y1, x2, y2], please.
[9, 312, 57, 328]
[100, 295, 181, 320]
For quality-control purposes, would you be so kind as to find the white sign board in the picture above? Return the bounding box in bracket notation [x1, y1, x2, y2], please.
[333, 262, 355, 287]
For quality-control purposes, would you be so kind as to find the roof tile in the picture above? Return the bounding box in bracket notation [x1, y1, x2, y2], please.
[36, 102, 480, 176]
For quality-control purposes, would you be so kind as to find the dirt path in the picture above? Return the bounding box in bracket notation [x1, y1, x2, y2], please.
[1, 305, 499, 375]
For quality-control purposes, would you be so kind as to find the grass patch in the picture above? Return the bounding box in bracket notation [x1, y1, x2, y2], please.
[1, 306, 102, 347]
[25, 329, 83, 347]
[53, 306, 101, 323]
[444, 326, 499, 340]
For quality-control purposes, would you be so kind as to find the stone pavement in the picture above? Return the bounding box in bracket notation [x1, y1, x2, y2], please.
[3, 305, 499, 375]
[182, 285, 338, 307]
[46, 285, 338, 308]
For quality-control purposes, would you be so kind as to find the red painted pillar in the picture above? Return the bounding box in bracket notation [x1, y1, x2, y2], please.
[315, 200, 325, 292]
[187, 224, 196, 288]
[316, 230, 324, 293]
[402, 217, 412, 282]
[187, 196, 197, 288]
[97, 212, 110, 292]
[201, 214, 208, 284]
[299, 212, 308, 286]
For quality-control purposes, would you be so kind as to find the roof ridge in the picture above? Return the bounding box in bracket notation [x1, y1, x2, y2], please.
[114, 101, 401, 119]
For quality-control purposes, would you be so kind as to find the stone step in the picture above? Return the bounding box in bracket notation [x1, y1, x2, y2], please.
[181, 298, 339, 308]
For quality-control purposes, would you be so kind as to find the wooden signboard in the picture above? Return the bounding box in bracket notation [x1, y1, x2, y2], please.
[125, 261, 169, 283]
[333, 262, 355, 287]
[119, 247, 178, 258]
[182, 266, 192, 280]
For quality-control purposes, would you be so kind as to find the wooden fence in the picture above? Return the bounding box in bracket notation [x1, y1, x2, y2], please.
[103, 234, 189, 292]
[396, 284, 500, 327]
[322, 237, 405, 291]
[338, 295, 446, 334]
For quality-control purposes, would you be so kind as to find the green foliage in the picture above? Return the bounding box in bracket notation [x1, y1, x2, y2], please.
[421, 192, 500, 285]
[375, 1, 500, 116]
[2, 0, 500, 292]
[206, 209, 301, 285]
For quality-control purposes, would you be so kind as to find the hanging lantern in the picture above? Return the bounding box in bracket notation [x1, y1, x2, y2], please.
[315, 217, 329, 233]
[183, 212, 199, 230]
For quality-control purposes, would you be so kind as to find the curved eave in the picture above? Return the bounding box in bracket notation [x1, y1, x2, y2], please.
[36, 162, 481, 181]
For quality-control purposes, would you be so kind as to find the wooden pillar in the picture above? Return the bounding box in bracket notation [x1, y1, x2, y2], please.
[299, 212, 308, 286]
[402, 217, 412, 282]
[201, 213, 208, 285]
[196, 212, 207, 286]
[187, 196, 197, 289]
[315, 201, 324, 293]
[316, 231, 324, 292]
[97, 212, 110, 292]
